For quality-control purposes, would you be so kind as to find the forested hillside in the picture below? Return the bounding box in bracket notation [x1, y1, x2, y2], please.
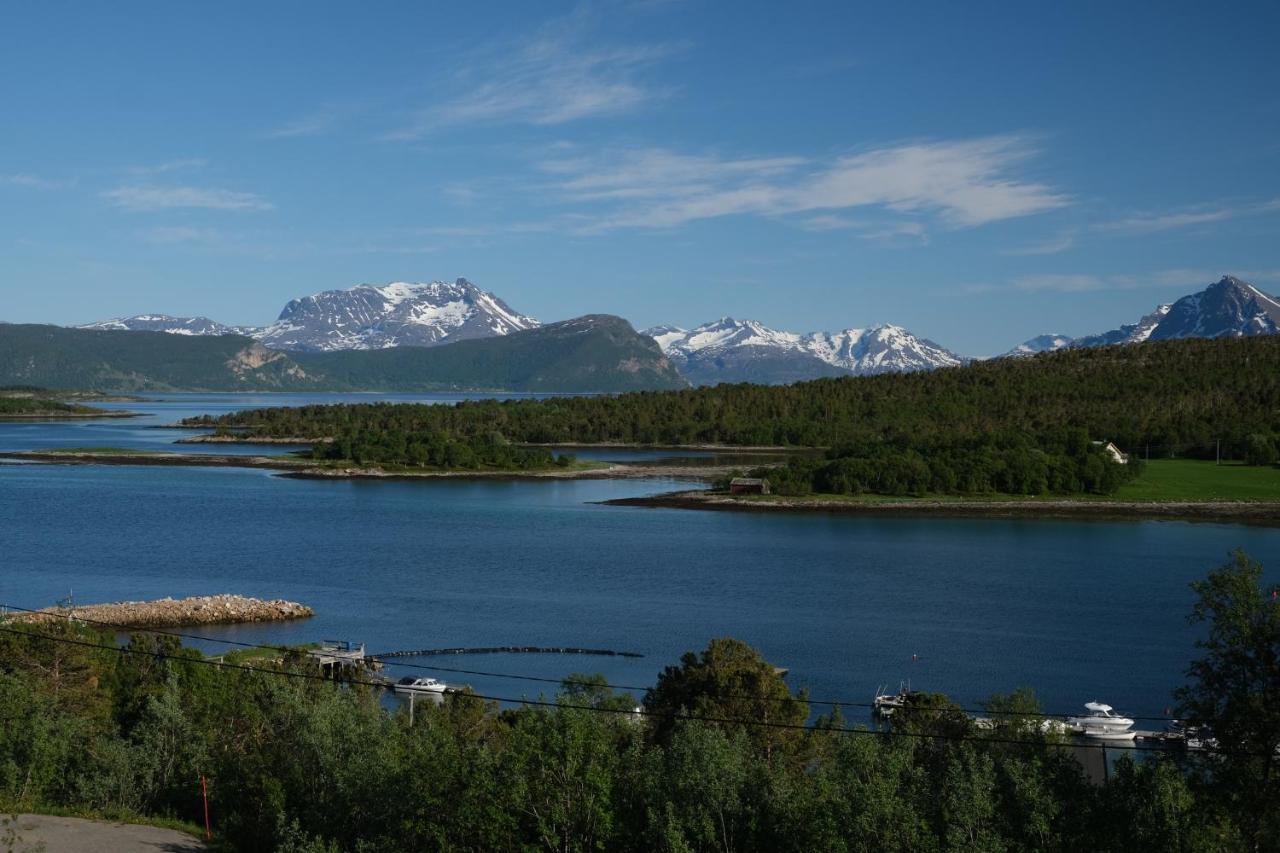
[194, 335, 1280, 458]
[0, 317, 686, 393]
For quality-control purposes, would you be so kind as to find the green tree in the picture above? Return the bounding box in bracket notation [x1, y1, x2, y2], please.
[1174, 550, 1280, 848]
[1245, 433, 1277, 466]
[644, 638, 808, 760]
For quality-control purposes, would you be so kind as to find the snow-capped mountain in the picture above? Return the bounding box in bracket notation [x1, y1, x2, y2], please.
[1005, 276, 1278, 358]
[1147, 275, 1280, 340]
[1003, 334, 1074, 358]
[77, 315, 253, 337]
[1070, 304, 1171, 349]
[254, 278, 539, 352]
[644, 317, 964, 386]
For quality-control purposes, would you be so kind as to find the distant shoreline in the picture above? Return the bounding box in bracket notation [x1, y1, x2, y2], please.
[0, 449, 736, 482]
[0, 412, 139, 420]
[603, 489, 1280, 526]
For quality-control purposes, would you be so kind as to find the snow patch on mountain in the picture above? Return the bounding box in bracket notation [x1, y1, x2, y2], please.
[78, 315, 253, 337]
[254, 278, 539, 352]
[1003, 334, 1074, 358]
[644, 317, 964, 385]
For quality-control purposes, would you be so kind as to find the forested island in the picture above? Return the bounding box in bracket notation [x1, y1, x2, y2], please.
[0, 386, 135, 419]
[0, 553, 1275, 851]
[182, 336, 1280, 502]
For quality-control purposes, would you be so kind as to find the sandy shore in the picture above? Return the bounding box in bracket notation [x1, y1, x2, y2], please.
[604, 489, 1280, 526]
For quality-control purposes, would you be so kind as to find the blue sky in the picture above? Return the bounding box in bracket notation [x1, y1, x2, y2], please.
[2, 1, 1278, 355]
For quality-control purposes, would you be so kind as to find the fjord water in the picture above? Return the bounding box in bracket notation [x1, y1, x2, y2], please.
[2, 394, 1277, 721]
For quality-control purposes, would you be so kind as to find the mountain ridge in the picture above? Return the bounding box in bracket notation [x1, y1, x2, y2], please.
[643, 317, 965, 386]
[0, 315, 683, 393]
[1005, 275, 1279, 358]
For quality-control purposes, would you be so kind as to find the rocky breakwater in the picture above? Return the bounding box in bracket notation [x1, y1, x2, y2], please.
[7, 594, 314, 628]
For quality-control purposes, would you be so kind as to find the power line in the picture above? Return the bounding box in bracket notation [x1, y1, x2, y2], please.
[0, 602, 1197, 723]
[0, 623, 1265, 758]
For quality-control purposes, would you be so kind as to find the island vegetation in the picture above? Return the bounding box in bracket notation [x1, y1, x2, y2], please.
[0, 386, 131, 418]
[310, 429, 580, 471]
[184, 336, 1280, 500]
[0, 553, 1275, 852]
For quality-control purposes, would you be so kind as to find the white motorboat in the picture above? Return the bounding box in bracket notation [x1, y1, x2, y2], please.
[393, 676, 449, 695]
[1068, 701, 1135, 740]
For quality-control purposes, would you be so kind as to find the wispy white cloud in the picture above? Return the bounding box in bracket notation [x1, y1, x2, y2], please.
[797, 215, 928, 246]
[103, 186, 273, 212]
[541, 135, 1068, 233]
[386, 11, 678, 138]
[1, 172, 76, 190]
[1012, 273, 1107, 293]
[138, 225, 223, 244]
[1001, 231, 1075, 256]
[125, 158, 207, 176]
[266, 111, 340, 139]
[1096, 198, 1280, 234]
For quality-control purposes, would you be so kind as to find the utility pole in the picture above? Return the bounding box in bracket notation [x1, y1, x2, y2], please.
[409, 692, 415, 727]
[1216, 439, 1221, 466]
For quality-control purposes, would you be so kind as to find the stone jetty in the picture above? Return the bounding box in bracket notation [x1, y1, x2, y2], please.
[6, 594, 313, 628]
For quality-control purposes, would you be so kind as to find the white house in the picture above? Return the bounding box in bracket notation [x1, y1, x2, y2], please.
[1092, 441, 1129, 465]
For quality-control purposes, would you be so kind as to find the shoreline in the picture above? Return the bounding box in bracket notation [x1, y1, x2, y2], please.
[0, 411, 139, 420]
[9, 450, 1274, 523]
[170, 431, 801, 453]
[603, 489, 1280, 526]
[176, 434, 321, 444]
[0, 450, 736, 482]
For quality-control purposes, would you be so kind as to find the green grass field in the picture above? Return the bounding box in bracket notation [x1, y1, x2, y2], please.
[1114, 459, 1280, 501]
[728, 459, 1280, 505]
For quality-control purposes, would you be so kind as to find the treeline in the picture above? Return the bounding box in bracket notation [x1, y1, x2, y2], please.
[311, 429, 576, 470]
[752, 429, 1142, 497]
[188, 336, 1280, 459]
[0, 553, 1276, 852]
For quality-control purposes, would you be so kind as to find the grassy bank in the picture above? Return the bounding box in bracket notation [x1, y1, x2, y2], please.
[723, 460, 1280, 505]
[1112, 459, 1280, 501]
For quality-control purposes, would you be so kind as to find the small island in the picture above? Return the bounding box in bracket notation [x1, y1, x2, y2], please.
[0, 386, 139, 419]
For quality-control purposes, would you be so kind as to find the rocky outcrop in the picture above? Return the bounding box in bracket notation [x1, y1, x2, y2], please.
[6, 594, 313, 628]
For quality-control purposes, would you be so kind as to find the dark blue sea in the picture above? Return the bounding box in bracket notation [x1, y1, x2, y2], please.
[2, 393, 1277, 724]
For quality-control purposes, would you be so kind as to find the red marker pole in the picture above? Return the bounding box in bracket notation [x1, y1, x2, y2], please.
[201, 775, 212, 841]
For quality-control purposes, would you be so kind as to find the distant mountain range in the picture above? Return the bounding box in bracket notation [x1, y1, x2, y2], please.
[60, 273, 1280, 389]
[79, 314, 257, 337]
[81, 278, 537, 353]
[1, 315, 683, 393]
[1004, 275, 1280, 357]
[644, 319, 964, 386]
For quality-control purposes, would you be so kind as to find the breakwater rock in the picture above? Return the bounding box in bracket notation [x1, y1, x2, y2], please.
[6, 594, 314, 628]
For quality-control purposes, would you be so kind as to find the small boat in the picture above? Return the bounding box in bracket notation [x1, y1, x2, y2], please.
[1067, 701, 1135, 740]
[393, 676, 448, 695]
[873, 683, 918, 717]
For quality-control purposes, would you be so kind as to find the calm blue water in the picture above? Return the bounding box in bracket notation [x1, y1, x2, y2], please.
[2, 393, 1277, 723]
